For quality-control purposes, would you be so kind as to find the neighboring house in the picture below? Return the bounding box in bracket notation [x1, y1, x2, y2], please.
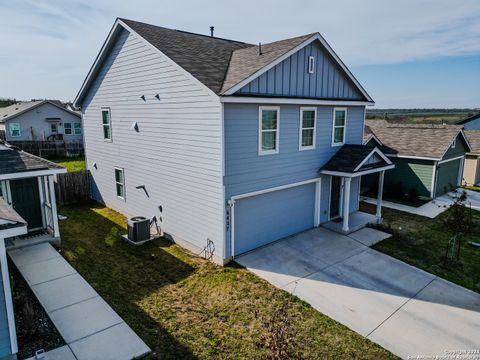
[364, 120, 471, 199]
[73, 18, 394, 264]
[457, 112, 480, 130]
[0, 143, 66, 360]
[463, 130, 480, 186]
[0, 100, 82, 143]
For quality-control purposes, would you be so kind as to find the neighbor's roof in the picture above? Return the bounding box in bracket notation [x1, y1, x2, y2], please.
[465, 130, 480, 154]
[319, 144, 391, 173]
[0, 144, 66, 175]
[75, 18, 372, 105]
[0, 100, 81, 123]
[0, 198, 26, 230]
[121, 18, 252, 95]
[457, 112, 480, 125]
[365, 120, 468, 159]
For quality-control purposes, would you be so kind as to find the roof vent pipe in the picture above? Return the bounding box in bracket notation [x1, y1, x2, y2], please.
[210, 26, 214, 37]
[258, 42, 262, 55]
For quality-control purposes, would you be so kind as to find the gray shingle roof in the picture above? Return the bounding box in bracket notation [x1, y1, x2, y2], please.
[465, 130, 480, 154]
[220, 33, 316, 94]
[0, 100, 80, 123]
[365, 120, 464, 159]
[0, 145, 65, 175]
[120, 19, 252, 94]
[0, 198, 26, 230]
[320, 144, 389, 173]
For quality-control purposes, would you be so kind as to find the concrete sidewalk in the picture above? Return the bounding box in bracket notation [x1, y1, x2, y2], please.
[362, 188, 480, 218]
[9, 243, 150, 360]
[237, 227, 480, 359]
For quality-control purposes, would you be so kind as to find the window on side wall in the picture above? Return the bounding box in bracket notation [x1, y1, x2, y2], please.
[259, 106, 280, 155]
[451, 138, 456, 149]
[332, 108, 347, 146]
[115, 168, 125, 199]
[64, 123, 72, 135]
[51, 123, 58, 133]
[102, 108, 112, 140]
[74, 123, 82, 135]
[9, 123, 20, 137]
[308, 56, 315, 74]
[299, 107, 316, 150]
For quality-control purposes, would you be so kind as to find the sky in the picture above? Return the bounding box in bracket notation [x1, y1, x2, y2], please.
[0, 0, 479, 108]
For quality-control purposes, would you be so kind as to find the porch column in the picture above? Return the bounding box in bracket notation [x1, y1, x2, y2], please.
[48, 175, 60, 238]
[376, 171, 385, 221]
[342, 177, 351, 233]
[37, 177, 46, 229]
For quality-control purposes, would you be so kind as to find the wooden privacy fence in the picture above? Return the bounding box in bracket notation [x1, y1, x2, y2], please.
[55, 170, 90, 205]
[8, 140, 84, 157]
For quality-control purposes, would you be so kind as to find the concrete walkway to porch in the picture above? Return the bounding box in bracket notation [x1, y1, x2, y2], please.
[236, 227, 480, 359]
[9, 243, 150, 360]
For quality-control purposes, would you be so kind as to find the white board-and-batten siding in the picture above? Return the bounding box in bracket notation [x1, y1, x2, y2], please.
[80, 28, 225, 261]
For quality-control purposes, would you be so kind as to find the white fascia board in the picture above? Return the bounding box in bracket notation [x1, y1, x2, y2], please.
[230, 178, 320, 201]
[0, 168, 66, 181]
[0, 224, 27, 239]
[220, 96, 372, 106]
[353, 147, 392, 172]
[438, 155, 465, 164]
[320, 164, 395, 178]
[222, 33, 374, 103]
[386, 154, 439, 161]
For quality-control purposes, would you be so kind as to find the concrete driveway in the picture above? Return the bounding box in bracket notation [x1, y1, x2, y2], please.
[236, 227, 480, 359]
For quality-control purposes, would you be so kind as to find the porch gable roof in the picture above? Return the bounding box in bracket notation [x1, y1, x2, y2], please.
[319, 144, 393, 176]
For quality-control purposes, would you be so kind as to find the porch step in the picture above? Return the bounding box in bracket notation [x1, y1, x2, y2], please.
[322, 211, 378, 235]
[5, 233, 59, 250]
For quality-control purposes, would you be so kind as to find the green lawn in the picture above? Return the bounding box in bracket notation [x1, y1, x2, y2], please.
[360, 202, 480, 293]
[58, 203, 395, 359]
[49, 157, 86, 172]
[463, 185, 480, 193]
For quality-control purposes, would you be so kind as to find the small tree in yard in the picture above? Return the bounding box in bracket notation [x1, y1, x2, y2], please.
[443, 190, 473, 266]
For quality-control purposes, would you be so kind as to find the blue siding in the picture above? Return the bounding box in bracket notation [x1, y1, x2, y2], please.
[463, 117, 480, 130]
[236, 42, 364, 100]
[234, 183, 315, 255]
[224, 103, 365, 198]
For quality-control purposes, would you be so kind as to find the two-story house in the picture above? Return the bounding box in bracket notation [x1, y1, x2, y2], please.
[74, 18, 393, 265]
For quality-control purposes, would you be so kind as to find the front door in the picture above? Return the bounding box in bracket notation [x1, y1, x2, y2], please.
[329, 176, 342, 219]
[10, 178, 43, 230]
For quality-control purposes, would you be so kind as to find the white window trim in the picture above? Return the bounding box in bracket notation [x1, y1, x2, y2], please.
[64, 122, 73, 136]
[299, 107, 317, 151]
[74, 122, 82, 135]
[308, 56, 315, 74]
[451, 138, 456, 149]
[114, 167, 125, 200]
[258, 106, 280, 156]
[331, 107, 347, 147]
[9, 123, 21, 137]
[102, 107, 112, 142]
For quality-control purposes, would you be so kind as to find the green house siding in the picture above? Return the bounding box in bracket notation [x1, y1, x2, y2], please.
[443, 134, 468, 160]
[435, 158, 461, 196]
[385, 158, 434, 198]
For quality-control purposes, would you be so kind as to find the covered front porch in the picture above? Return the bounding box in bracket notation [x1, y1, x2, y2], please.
[0, 144, 66, 248]
[319, 144, 394, 234]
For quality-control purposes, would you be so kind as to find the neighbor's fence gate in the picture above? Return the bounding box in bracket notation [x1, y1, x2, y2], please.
[55, 170, 90, 205]
[8, 140, 84, 157]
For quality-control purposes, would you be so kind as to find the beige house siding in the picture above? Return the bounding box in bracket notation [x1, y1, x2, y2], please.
[463, 155, 480, 186]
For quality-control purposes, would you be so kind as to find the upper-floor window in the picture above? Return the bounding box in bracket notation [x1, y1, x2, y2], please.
[9, 123, 20, 137]
[259, 106, 280, 155]
[308, 56, 315, 74]
[332, 108, 347, 146]
[64, 123, 72, 135]
[115, 167, 125, 199]
[74, 123, 82, 135]
[102, 108, 112, 140]
[299, 107, 316, 150]
[451, 138, 456, 149]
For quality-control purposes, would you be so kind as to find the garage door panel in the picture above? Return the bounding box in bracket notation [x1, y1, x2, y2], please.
[435, 159, 461, 197]
[235, 183, 315, 256]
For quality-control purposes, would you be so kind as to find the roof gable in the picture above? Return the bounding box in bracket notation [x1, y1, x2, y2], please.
[365, 120, 471, 159]
[231, 40, 365, 101]
[0, 100, 80, 123]
[465, 130, 480, 154]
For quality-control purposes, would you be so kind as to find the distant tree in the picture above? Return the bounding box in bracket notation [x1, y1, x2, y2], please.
[0, 98, 17, 108]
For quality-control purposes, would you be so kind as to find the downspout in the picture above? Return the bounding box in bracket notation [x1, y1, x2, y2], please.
[228, 199, 235, 259]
